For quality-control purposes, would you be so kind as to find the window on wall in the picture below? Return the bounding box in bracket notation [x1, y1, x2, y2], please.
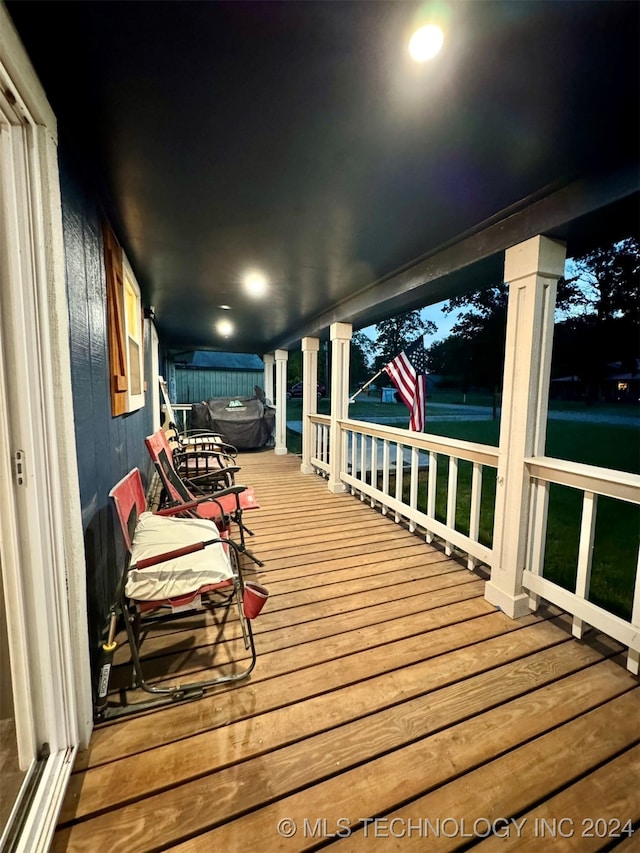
[104, 222, 145, 415]
[123, 255, 144, 410]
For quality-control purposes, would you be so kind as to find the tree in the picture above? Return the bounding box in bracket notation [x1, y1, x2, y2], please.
[287, 349, 303, 385]
[564, 237, 640, 324]
[350, 331, 375, 387]
[434, 283, 511, 391]
[373, 310, 435, 374]
[432, 239, 639, 392]
[552, 238, 639, 400]
[427, 335, 476, 390]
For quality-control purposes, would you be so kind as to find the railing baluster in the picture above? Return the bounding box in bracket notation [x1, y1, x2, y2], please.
[360, 430, 366, 500]
[394, 442, 403, 523]
[311, 421, 318, 467]
[445, 456, 458, 556]
[572, 490, 598, 639]
[628, 547, 640, 675]
[467, 462, 482, 570]
[381, 439, 390, 516]
[349, 429, 357, 493]
[426, 451, 437, 543]
[409, 446, 419, 533]
[527, 478, 549, 610]
[370, 435, 378, 507]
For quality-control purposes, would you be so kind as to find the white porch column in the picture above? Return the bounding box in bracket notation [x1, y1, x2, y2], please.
[300, 336, 320, 474]
[274, 348, 288, 455]
[263, 352, 275, 404]
[328, 322, 352, 493]
[485, 235, 566, 617]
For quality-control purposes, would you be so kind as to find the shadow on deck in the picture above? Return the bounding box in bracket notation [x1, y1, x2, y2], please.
[54, 451, 639, 852]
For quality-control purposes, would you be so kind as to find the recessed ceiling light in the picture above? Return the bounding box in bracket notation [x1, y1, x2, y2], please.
[219, 304, 231, 310]
[216, 319, 234, 337]
[243, 270, 268, 297]
[408, 24, 444, 62]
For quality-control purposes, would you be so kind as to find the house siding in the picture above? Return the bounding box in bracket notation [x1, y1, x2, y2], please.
[60, 155, 155, 681]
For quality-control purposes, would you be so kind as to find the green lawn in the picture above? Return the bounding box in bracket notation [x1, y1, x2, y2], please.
[286, 397, 639, 618]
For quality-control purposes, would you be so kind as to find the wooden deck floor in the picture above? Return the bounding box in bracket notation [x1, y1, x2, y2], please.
[54, 451, 640, 852]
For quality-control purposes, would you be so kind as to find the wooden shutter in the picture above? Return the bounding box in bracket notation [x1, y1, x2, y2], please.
[103, 222, 127, 416]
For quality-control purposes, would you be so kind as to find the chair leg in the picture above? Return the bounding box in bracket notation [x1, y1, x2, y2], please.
[121, 573, 257, 698]
[122, 601, 187, 696]
[241, 548, 264, 568]
[232, 511, 264, 567]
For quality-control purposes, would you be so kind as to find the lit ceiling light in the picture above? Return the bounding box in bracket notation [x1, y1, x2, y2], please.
[408, 24, 444, 62]
[219, 304, 231, 310]
[216, 319, 234, 337]
[243, 270, 268, 297]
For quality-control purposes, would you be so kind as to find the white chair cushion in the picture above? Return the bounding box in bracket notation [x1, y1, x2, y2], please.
[127, 512, 233, 601]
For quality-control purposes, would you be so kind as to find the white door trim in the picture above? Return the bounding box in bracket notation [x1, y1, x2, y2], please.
[0, 4, 91, 849]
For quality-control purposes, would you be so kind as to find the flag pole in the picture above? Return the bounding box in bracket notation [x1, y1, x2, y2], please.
[349, 366, 387, 403]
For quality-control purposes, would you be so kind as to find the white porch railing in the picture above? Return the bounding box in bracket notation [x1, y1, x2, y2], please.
[308, 414, 640, 673]
[309, 413, 331, 476]
[309, 415, 499, 571]
[167, 402, 640, 673]
[525, 456, 640, 674]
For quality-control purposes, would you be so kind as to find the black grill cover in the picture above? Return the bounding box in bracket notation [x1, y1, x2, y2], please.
[191, 397, 275, 449]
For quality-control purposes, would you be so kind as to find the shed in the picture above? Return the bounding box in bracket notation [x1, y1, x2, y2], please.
[171, 351, 264, 402]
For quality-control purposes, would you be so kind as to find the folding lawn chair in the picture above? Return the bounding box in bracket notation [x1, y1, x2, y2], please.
[159, 376, 236, 455]
[154, 418, 239, 491]
[96, 467, 265, 720]
[145, 429, 264, 567]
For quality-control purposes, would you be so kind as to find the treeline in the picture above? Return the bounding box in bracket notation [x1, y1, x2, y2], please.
[427, 237, 639, 399]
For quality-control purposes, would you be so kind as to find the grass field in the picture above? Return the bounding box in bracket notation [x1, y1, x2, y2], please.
[285, 397, 639, 618]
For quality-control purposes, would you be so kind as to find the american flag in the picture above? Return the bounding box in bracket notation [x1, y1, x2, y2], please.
[384, 336, 428, 432]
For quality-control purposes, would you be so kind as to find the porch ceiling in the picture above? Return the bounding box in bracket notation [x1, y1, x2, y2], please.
[7, 0, 639, 353]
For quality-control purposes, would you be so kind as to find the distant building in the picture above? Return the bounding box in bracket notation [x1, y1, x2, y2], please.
[169, 351, 264, 402]
[550, 360, 639, 402]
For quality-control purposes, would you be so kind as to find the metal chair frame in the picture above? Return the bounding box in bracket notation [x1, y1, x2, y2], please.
[96, 468, 258, 721]
[145, 429, 264, 567]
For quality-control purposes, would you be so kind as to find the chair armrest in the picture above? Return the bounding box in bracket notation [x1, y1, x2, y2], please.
[191, 483, 247, 500]
[174, 449, 238, 468]
[152, 484, 248, 516]
[182, 438, 238, 457]
[153, 502, 200, 516]
[187, 465, 241, 482]
[132, 535, 226, 570]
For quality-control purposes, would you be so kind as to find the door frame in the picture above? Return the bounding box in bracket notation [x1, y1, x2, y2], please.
[0, 6, 91, 849]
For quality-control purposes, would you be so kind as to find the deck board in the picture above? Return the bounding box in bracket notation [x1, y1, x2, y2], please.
[55, 450, 640, 852]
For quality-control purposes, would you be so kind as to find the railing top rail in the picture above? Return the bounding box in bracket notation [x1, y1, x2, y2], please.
[337, 417, 500, 467]
[526, 456, 640, 505]
[309, 413, 331, 425]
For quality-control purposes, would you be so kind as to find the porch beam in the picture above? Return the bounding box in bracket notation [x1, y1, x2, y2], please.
[300, 337, 319, 474]
[328, 322, 352, 493]
[268, 169, 636, 352]
[485, 235, 566, 618]
[273, 349, 288, 456]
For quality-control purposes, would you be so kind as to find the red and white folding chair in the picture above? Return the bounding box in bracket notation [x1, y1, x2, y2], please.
[145, 429, 263, 567]
[96, 468, 265, 720]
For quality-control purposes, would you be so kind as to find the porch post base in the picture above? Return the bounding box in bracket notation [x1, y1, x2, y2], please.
[328, 480, 346, 494]
[484, 581, 532, 619]
[274, 446, 288, 456]
[300, 462, 314, 474]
